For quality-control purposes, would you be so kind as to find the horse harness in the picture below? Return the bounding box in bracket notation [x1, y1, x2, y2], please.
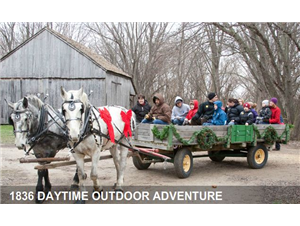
[61, 99, 133, 153]
[10, 103, 68, 155]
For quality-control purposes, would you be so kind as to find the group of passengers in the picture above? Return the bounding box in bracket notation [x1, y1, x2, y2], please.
[132, 93, 283, 150]
[132, 93, 283, 126]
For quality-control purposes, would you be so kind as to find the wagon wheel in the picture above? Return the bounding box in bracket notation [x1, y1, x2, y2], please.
[132, 153, 151, 170]
[247, 144, 268, 169]
[174, 148, 193, 178]
[208, 151, 226, 162]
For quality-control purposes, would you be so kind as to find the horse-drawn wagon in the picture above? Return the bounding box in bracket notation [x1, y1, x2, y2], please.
[131, 123, 292, 178]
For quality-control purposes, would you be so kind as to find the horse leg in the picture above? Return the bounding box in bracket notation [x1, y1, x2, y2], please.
[43, 169, 52, 195]
[116, 142, 128, 190]
[73, 152, 87, 204]
[90, 148, 102, 195]
[35, 170, 45, 204]
[110, 145, 120, 190]
[70, 167, 79, 191]
[110, 144, 128, 191]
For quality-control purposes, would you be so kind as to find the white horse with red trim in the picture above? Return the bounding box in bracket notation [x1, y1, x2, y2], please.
[60, 87, 135, 203]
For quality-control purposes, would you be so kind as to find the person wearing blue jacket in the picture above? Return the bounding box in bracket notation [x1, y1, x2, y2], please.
[203, 101, 227, 126]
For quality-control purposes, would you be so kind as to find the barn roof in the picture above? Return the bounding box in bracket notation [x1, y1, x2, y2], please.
[0, 27, 132, 79]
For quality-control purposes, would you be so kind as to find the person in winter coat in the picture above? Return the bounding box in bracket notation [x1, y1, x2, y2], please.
[226, 98, 244, 125]
[141, 93, 171, 124]
[248, 102, 258, 123]
[131, 94, 151, 123]
[203, 101, 227, 126]
[263, 97, 281, 124]
[191, 92, 218, 125]
[183, 100, 199, 125]
[239, 103, 254, 125]
[256, 100, 272, 124]
[171, 96, 190, 125]
[263, 97, 282, 151]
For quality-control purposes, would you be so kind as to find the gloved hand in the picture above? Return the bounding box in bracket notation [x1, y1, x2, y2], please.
[183, 118, 189, 125]
[203, 115, 210, 120]
[263, 118, 269, 123]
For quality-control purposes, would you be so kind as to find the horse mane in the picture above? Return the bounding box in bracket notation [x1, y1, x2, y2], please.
[14, 95, 43, 112]
[80, 92, 89, 109]
[26, 95, 44, 109]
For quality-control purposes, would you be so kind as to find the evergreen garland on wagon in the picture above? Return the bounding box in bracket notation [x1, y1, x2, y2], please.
[152, 124, 293, 149]
[152, 125, 221, 150]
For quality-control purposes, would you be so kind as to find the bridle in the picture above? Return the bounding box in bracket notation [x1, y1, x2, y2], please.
[10, 108, 34, 136]
[10, 103, 68, 155]
[61, 99, 85, 123]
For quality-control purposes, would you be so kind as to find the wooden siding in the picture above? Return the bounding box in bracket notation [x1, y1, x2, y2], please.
[0, 78, 106, 123]
[0, 29, 136, 124]
[0, 31, 107, 79]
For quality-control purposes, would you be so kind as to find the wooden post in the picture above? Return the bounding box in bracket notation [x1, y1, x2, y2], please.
[34, 155, 113, 170]
[167, 126, 173, 150]
[20, 156, 70, 163]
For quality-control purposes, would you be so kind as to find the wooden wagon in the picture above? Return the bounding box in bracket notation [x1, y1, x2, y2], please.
[130, 124, 292, 178]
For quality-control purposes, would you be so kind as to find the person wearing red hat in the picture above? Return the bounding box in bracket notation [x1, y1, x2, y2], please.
[239, 102, 254, 125]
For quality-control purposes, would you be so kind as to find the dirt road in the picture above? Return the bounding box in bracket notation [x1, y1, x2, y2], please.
[1, 142, 299, 203]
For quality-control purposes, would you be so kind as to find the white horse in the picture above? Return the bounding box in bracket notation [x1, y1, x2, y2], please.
[60, 87, 135, 203]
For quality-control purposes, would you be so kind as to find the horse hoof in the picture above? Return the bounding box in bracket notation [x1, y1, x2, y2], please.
[35, 197, 44, 204]
[75, 200, 86, 204]
[92, 191, 102, 199]
[113, 183, 124, 192]
[70, 184, 79, 191]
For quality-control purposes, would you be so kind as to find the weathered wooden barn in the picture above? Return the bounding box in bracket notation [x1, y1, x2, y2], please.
[0, 27, 136, 124]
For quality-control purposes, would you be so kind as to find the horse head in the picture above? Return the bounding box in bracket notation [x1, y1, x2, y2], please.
[5, 96, 41, 150]
[60, 86, 89, 143]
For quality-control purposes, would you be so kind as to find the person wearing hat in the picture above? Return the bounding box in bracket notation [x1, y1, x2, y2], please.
[239, 103, 254, 125]
[141, 93, 171, 124]
[191, 92, 218, 125]
[263, 97, 281, 124]
[263, 97, 282, 150]
[203, 100, 227, 126]
[131, 94, 152, 123]
[256, 100, 272, 124]
[171, 96, 190, 125]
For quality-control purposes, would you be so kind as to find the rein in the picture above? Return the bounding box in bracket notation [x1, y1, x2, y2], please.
[12, 104, 68, 155]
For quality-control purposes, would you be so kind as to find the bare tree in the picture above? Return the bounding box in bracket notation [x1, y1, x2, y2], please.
[213, 22, 300, 139]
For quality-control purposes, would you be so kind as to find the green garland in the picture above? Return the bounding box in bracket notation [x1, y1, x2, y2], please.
[261, 126, 278, 144]
[152, 125, 220, 150]
[253, 124, 294, 144]
[152, 124, 293, 148]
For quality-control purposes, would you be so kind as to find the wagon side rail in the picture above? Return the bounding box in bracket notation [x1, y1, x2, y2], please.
[132, 123, 293, 151]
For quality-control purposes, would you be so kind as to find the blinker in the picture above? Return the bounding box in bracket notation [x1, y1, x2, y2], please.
[68, 102, 76, 111]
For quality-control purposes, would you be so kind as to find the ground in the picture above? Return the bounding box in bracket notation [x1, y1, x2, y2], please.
[1, 140, 299, 203]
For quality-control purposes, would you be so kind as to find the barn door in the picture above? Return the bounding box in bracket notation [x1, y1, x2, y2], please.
[111, 81, 122, 105]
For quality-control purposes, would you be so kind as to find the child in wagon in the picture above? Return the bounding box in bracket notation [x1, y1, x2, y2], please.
[202, 101, 227, 126]
[256, 100, 272, 124]
[239, 103, 254, 125]
[183, 100, 199, 125]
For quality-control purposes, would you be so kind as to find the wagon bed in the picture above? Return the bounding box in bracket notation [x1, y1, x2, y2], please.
[132, 124, 289, 150]
[131, 124, 292, 178]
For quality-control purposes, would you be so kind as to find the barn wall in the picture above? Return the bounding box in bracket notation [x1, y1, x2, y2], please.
[0, 31, 107, 79]
[105, 73, 134, 109]
[0, 78, 106, 124]
[0, 29, 135, 124]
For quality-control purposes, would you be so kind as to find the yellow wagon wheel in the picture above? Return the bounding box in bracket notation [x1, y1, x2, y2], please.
[247, 144, 268, 169]
[174, 148, 193, 178]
